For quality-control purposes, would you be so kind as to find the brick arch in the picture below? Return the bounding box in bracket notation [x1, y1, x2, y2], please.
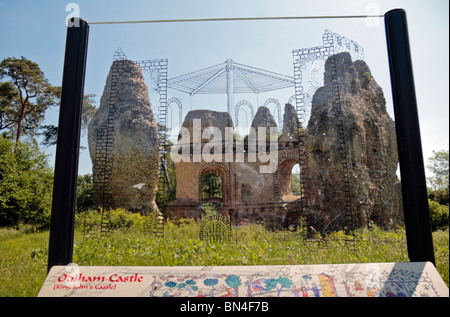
[283, 207, 303, 230]
[273, 152, 302, 201]
[198, 162, 231, 205]
[277, 152, 301, 163]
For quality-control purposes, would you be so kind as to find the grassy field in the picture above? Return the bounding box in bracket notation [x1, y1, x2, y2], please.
[0, 220, 448, 297]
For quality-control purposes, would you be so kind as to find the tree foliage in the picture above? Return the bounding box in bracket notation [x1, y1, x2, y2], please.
[201, 173, 222, 200]
[76, 174, 94, 212]
[0, 135, 53, 227]
[0, 56, 59, 146]
[40, 94, 97, 147]
[428, 199, 449, 231]
[426, 150, 449, 230]
[291, 164, 302, 196]
[427, 150, 449, 206]
[427, 150, 449, 190]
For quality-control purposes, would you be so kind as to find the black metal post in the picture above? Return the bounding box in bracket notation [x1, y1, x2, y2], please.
[385, 9, 435, 264]
[47, 18, 89, 272]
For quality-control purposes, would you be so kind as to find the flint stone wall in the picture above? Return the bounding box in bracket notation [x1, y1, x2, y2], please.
[88, 59, 160, 213]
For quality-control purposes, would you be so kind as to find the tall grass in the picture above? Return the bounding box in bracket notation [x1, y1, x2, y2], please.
[0, 215, 448, 297]
[72, 220, 410, 266]
[0, 226, 49, 297]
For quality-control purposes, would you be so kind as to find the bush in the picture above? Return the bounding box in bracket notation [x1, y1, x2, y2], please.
[428, 188, 449, 206]
[76, 174, 94, 212]
[109, 208, 143, 229]
[429, 199, 449, 231]
[0, 136, 53, 227]
[76, 207, 160, 233]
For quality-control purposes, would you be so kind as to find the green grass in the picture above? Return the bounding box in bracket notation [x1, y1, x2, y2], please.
[0, 220, 448, 297]
[0, 226, 50, 297]
[433, 229, 449, 286]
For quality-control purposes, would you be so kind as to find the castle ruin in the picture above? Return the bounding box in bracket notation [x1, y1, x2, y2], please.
[88, 31, 404, 234]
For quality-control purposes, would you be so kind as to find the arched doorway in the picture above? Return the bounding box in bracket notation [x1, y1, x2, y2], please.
[199, 165, 229, 214]
[291, 163, 302, 196]
[277, 158, 302, 202]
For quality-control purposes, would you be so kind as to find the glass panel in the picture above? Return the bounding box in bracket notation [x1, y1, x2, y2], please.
[75, 15, 407, 266]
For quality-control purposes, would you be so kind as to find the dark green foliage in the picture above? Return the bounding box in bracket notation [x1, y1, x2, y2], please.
[76, 174, 94, 212]
[0, 136, 53, 227]
[426, 150, 449, 231]
[429, 199, 449, 231]
[201, 173, 222, 200]
[427, 150, 449, 206]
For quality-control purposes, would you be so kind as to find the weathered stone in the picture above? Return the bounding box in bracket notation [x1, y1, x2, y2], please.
[91, 54, 403, 232]
[280, 103, 300, 142]
[251, 106, 277, 130]
[167, 109, 301, 227]
[306, 52, 403, 230]
[88, 59, 160, 213]
[181, 109, 234, 137]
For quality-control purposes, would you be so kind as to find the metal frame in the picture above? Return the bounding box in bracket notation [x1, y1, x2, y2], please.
[385, 9, 435, 264]
[47, 18, 89, 271]
[167, 58, 294, 120]
[47, 9, 435, 272]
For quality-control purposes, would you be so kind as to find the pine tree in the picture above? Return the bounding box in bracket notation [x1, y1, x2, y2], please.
[0, 56, 59, 147]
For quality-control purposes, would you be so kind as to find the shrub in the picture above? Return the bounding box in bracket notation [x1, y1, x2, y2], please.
[76, 207, 160, 233]
[109, 208, 143, 230]
[0, 136, 53, 227]
[76, 174, 94, 212]
[429, 199, 449, 231]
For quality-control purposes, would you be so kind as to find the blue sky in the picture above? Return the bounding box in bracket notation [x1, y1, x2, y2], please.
[0, 0, 448, 176]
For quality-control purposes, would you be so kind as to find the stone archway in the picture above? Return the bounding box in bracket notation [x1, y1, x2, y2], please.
[275, 153, 302, 202]
[284, 208, 303, 230]
[198, 163, 231, 208]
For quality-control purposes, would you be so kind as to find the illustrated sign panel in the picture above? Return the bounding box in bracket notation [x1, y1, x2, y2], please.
[38, 262, 448, 297]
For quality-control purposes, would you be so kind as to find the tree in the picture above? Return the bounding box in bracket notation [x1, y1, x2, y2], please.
[291, 163, 302, 196]
[201, 173, 222, 200]
[76, 173, 94, 212]
[40, 94, 97, 146]
[0, 81, 17, 132]
[428, 199, 449, 231]
[427, 150, 449, 190]
[0, 135, 53, 227]
[0, 56, 60, 147]
[427, 150, 449, 205]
